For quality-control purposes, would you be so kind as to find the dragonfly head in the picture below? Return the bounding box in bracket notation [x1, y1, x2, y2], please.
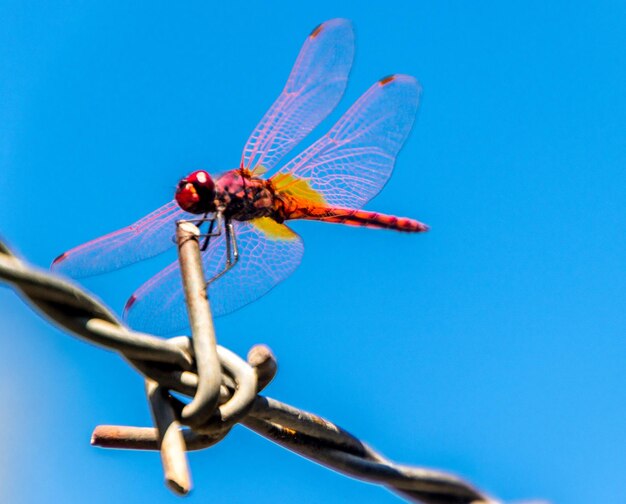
[175, 170, 216, 214]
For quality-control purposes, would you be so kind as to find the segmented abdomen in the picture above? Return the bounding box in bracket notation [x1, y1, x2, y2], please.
[282, 203, 428, 233]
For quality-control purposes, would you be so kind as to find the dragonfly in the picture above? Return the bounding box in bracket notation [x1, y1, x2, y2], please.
[52, 18, 428, 334]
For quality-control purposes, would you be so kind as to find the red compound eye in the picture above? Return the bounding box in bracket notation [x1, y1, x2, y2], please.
[188, 170, 214, 190]
[175, 170, 215, 214]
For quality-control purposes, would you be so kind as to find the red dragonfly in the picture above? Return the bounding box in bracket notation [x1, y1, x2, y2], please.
[52, 19, 428, 334]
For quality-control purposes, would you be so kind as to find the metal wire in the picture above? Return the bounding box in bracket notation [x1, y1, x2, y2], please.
[0, 233, 504, 504]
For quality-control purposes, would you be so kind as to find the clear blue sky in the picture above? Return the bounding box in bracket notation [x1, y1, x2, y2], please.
[1, 1, 625, 503]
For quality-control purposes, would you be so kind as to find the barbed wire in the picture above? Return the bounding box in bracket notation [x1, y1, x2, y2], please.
[0, 224, 504, 504]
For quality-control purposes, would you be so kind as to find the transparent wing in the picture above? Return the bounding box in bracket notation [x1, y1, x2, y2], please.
[124, 218, 304, 334]
[272, 75, 421, 209]
[51, 200, 192, 278]
[241, 18, 354, 173]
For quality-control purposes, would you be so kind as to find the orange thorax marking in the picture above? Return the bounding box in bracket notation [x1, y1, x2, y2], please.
[270, 172, 329, 221]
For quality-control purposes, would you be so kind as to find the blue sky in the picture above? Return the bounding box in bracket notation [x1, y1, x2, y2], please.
[2, 1, 626, 503]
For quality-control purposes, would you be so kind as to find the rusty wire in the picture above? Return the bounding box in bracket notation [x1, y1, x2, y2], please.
[0, 227, 504, 504]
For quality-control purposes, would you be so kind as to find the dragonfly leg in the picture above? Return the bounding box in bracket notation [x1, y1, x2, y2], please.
[199, 210, 225, 251]
[199, 218, 216, 251]
[229, 221, 239, 267]
[173, 212, 219, 245]
[206, 219, 239, 286]
[224, 221, 239, 270]
[176, 212, 210, 228]
[173, 210, 224, 249]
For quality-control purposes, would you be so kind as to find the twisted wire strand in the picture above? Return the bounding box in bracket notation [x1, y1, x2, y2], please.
[0, 236, 502, 504]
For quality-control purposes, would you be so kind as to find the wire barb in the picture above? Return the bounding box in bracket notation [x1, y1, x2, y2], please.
[176, 221, 222, 428]
[0, 235, 507, 504]
[146, 378, 192, 495]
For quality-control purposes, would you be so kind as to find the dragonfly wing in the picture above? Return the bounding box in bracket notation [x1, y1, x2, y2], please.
[124, 218, 304, 334]
[241, 18, 354, 173]
[272, 75, 421, 209]
[51, 200, 192, 278]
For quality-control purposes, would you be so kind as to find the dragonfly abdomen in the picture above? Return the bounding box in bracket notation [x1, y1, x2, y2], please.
[283, 203, 428, 233]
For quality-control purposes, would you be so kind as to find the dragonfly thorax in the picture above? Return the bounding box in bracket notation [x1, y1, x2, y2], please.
[213, 169, 277, 221]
